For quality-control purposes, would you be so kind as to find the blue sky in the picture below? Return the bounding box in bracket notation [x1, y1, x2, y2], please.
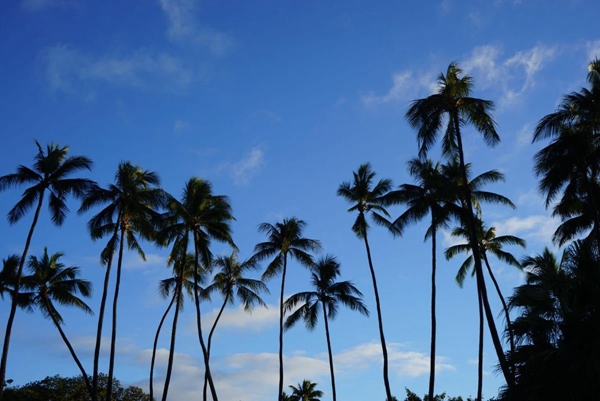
[1, 0, 599, 400]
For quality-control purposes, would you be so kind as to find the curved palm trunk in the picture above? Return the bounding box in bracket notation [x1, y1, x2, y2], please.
[362, 227, 393, 401]
[277, 255, 288, 401]
[161, 272, 184, 401]
[150, 294, 176, 401]
[93, 219, 120, 401]
[194, 238, 218, 401]
[322, 303, 337, 401]
[0, 193, 44, 400]
[203, 294, 229, 401]
[477, 287, 484, 401]
[428, 224, 437, 401]
[453, 117, 514, 388]
[43, 297, 93, 398]
[106, 225, 126, 401]
[482, 254, 515, 363]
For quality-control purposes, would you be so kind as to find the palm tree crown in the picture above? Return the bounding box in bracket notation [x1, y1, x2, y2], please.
[288, 380, 324, 401]
[252, 217, 321, 401]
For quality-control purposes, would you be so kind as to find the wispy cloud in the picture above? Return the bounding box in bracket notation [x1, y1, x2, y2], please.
[173, 119, 191, 133]
[462, 44, 557, 108]
[158, 0, 233, 55]
[222, 146, 266, 187]
[21, 0, 78, 11]
[362, 70, 437, 105]
[587, 40, 600, 61]
[123, 253, 167, 270]
[41, 44, 196, 98]
[492, 214, 559, 246]
[204, 302, 278, 331]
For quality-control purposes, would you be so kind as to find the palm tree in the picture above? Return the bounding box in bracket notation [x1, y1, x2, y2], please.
[390, 158, 452, 401]
[149, 253, 203, 401]
[533, 59, 600, 249]
[0, 256, 31, 308]
[337, 162, 398, 401]
[0, 141, 94, 398]
[156, 177, 236, 401]
[288, 380, 324, 401]
[283, 255, 368, 401]
[445, 220, 525, 399]
[78, 161, 165, 401]
[22, 248, 93, 398]
[202, 252, 268, 401]
[499, 241, 600, 400]
[252, 217, 321, 401]
[405, 62, 514, 389]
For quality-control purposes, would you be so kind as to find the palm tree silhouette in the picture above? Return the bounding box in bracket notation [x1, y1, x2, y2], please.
[78, 161, 165, 401]
[252, 217, 321, 401]
[337, 162, 398, 401]
[445, 219, 525, 399]
[23, 248, 93, 398]
[391, 157, 452, 401]
[283, 255, 368, 401]
[156, 177, 236, 401]
[0, 141, 94, 398]
[288, 380, 324, 401]
[149, 253, 204, 401]
[202, 252, 268, 401]
[405, 62, 514, 389]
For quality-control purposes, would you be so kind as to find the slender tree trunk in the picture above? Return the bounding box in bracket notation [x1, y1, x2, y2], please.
[482, 255, 515, 365]
[93, 218, 120, 401]
[322, 303, 337, 401]
[477, 286, 484, 401]
[0, 192, 44, 400]
[161, 272, 183, 401]
[453, 117, 514, 388]
[203, 294, 229, 401]
[150, 294, 176, 401]
[106, 225, 126, 401]
[43, 297, 93, 398]
[428, 224, 437, 401]
[362, 227, 393, 401]
[277, 255, 288, 401]
[194, 238, 218, 401]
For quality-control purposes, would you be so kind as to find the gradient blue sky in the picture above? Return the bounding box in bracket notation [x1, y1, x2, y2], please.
[1, 0, 598, 400]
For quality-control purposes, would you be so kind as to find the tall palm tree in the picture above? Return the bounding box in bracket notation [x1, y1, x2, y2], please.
[0, 256, 31, 308]
[78, 161, 165, 401]
[157, 177, 236, 401]
[202, 252, 268, 401]
[0, 141, 94, 398]
[252, 217, 321, 401]
[500, 241, 600, 400]
[405, 62, 514, 389]
[390, 158, 452, 401]
[337, 162, 398, 401]
[283, 255, 368, 401]
[288, 380, 324, 401]
[533, 59, 600, 249]
[149, 253, 203, 401]
[22, 248, 93, 398]
[445, 220, 525, 399]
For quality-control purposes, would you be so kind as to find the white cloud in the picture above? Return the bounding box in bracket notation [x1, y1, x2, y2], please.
[362, 70, 437, 105]
[42, 44, 195, 98]
[336, 342, 455, 378]
[223, 146, 266, 187]
[204, 302, 278, 331]
[516, 123, 532, 148]
[587, 40, 600, 61]
[21, 0, 77, 11]
[492, 214, 559, 246]
[158, 0, 233, 55]
[461, 44, 556, 108]
[123, 253, 167, 270]
[173, 119, 191, 133]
